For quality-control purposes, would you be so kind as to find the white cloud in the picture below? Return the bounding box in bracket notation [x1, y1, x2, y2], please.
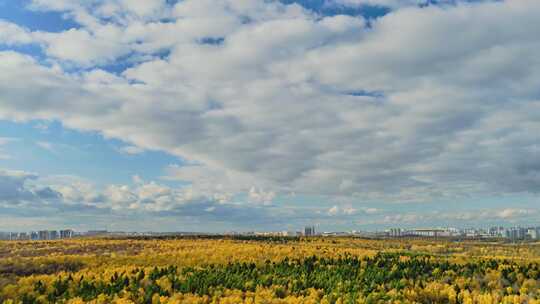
[36, 141, 55, 152]
[327, 205, 340, 216]
[0, 167, 300, 230]
[0, 169, 62, 205]
[375, 208, 539, 226]
[363, 207, 379, 214]
[35, 28, 130, 66]
[1, 168, 538, 230]
[105, 0, 168, 19]
[496, 208, 533, 220]
[327, 0, 452, 9]
[162, 163, 275, 203]
[248, 187, 276, 205]
[327, 205, 378, 216]
[0, 20, 33, 45]
[380, 213, 422, 225]
[0, 0, 539, 210]
[0, 168, 234, 214]
[119, 145, 145, 155]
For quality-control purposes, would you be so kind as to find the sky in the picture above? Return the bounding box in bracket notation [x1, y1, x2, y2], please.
[0, 0, 539, 232]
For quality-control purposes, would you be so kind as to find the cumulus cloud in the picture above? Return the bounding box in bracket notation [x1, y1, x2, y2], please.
[375, 208, 539, 226]
[0, 20, 34, 45]
[327, 0, 470, 9]
[440, 208, 538, 222]
[162, 163, 275, 202]
[0, 169, 62, 205]
[327, 205, 379, 216]
[328, 205, 356, 216]
[0, 0, 539, 213]
[248, 187, 276, 205]
[496, 208, 533, 220]
[0, 168, 538, 231]
[37, 29, 130, 66]
[0, 168, 245, 216]
[0, 168, 334, 230]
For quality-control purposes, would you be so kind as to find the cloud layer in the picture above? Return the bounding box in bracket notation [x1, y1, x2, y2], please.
[0, 168, 537, 231]
[0, 0, 539, 229]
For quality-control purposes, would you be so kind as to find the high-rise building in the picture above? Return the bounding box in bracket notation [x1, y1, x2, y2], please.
[505, 227, 527, 240]
[489, 226, 505, 237]
[389, 228, 402, 237]
[49, 230, 59, 240]
[60, 229, 74, 239]
[304, 226, 316, 236]
[38, 230, 49, 240]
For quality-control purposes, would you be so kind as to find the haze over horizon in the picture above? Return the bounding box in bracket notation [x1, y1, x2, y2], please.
[0, 0, 539, 232]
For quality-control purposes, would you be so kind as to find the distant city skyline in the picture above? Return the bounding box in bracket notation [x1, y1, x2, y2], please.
[1, 0, 540, 231]
[2, 223, 540, 235]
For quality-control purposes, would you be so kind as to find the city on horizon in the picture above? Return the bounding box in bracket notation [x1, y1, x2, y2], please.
[3, 224, 540, 242]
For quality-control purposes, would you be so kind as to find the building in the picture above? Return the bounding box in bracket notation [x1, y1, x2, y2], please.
[463, 228, 480, 238]
[389, 228, 402, 237]
[506, 227, 527, 240]
[304, 226, 316, 236]
[407, 228, 446, 237]
[489, 226, 505, 237]
[38, 230, 49, 240]
[49, 230, 59, 240]
[86, 230, 108, 236]
[527, 227, 540, 240]
[60, 229, 74, 239]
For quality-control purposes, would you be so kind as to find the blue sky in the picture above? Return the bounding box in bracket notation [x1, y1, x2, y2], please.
[0, 0, 79, 32]
[0, 0, 539, 232]
[0, 120, 180, 185]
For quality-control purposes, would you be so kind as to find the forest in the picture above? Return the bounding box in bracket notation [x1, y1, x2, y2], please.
[2, 236, 540, 303]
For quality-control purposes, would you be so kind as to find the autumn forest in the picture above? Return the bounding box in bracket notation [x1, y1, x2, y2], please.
[2, 237, 540, 303]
